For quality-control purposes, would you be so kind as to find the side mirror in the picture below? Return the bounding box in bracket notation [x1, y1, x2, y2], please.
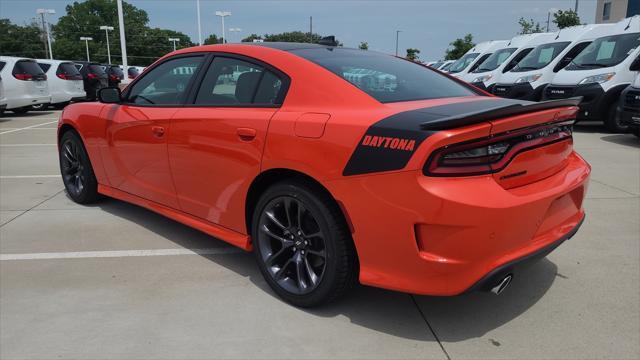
[98, 87, 122, 104]
[630, 56, 640, 71]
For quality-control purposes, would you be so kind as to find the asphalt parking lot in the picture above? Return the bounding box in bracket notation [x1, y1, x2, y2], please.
[0, 110, 638, 359]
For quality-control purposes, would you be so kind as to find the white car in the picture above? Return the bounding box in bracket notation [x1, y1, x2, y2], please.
[0, 56, 50, 114]
[462, 32, 557, 91]
[447, 40, 509, 79]
[493, 23, 616, 101]
[0, 75, 7, 116]
[34, 59, 86, 110]
[543, 16, 640, 133]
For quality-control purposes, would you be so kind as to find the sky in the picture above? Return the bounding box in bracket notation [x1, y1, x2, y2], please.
[0, 0, 599, 60]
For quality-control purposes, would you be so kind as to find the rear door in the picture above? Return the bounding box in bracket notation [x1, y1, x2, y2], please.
[101, 55, 205, 208]
[168, 55, 288, 232]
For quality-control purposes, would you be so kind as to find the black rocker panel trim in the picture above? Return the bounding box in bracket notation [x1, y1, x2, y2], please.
[342, 97, 581, 176]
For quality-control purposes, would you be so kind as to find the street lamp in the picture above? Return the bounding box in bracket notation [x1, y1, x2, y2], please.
[116, 0, 128, 82]
[169, 37, 180, 51]
[546, 8, 558, 31]
[229, 28, 242, 43]
[80, 37, 93, 61]
[215, 11, 231, 43]
[99, 25, 114, 64]
[395, 30, 402, 57]
[36, 8, 55, 59]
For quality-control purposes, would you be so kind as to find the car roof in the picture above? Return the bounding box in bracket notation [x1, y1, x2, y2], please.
[241, 42, 337, 51]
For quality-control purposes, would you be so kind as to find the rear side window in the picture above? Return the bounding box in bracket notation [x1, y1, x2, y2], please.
[0, 61, 5, 72]
[194, 57, 285, 106]
[291, 48, 476, 103]
[38, 63, 51, 73]
[126, 55, 204, 105]
[13, 60, 45, 76]
[74, 64, 83, 71]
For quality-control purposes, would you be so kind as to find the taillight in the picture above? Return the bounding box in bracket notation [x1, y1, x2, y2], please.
[87, 73, 98, 80]
[57, 73, 68, 80]
[424, 121, 574, 176]
[128, 74, 136, 79]
[14, 73, 33, 81]
[109, 74, 119, 81]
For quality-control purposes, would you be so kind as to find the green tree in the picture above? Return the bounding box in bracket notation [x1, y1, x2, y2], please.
[518, 17, 544, 34]
[203, 34, 222, 45]
[241, 33, 262, 43]
[358, 41, 368, 50]
[263, 31, 321, 43]
[0, 19, 47, 58]
[553, 9, 581, 29]
[406, 48, 420, 62]
[445, 34, 474, 60]
[52, 0, 193, 66]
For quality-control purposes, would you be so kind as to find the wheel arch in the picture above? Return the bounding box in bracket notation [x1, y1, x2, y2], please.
[57, 123, 77, 143]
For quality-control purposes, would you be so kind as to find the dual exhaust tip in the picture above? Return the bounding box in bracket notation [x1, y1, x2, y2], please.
[490, 274, 513, 295]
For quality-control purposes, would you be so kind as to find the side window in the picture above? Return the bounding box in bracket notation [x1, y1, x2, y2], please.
[554, 42, 590, 72]
[38, 63, 51, 73]
[194, 57, 284, 106]
[503, 48, 532, 73]
[0, 61, 5, 72]
[126, 56, 203, 105]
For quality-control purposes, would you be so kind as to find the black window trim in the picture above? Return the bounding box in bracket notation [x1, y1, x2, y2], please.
[120, 52, 291, 109]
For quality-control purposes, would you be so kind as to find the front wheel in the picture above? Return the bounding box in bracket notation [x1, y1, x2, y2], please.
[604, 103, 629, 133]
[252, 181, 357, 307]
[59, 131, 100, 204]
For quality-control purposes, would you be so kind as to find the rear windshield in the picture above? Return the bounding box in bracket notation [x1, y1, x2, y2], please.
[128, 67, 139, 76]
[475, 48, 517, 72]
[13, 60, 46, 75]
[448, 53, 480, 73]
[110, 66, 124, 76]
[511, 42, 570, 72]
[290, 48, 476, 103]
[566, 32, 640, 70]
[88, 64, 106, 75]
[38, 63, 52, 73]
[58, 62, 81, 76]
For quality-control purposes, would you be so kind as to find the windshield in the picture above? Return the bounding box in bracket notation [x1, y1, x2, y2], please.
[511, 42, 570, 72]
[291, 48, 476, 103]
[447, 53, 480, 73]
[566, 32, 640, 70]
[474, 48, 517, 72]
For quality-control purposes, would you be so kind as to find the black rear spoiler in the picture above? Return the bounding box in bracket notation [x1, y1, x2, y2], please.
[420, 97, 582, 131]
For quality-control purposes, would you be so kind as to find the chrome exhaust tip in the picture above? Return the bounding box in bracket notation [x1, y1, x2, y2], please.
[490, 274, 513, 295]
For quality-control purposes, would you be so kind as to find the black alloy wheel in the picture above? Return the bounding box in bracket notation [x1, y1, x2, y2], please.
[59, 131, 99, 204]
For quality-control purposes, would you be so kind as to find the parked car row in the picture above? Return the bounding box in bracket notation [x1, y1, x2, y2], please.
[430, 15, 640, 134]
[0, 55, 146, 115]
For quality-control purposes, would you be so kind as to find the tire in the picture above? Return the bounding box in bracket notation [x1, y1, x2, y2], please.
[31, 103, 48, 111]
[604, 103, 629, 133]
[11, 107, 29, 114]
[59, 130, 100, 204]
[252, 180, 357, 307]
[633, 128, 640, 138]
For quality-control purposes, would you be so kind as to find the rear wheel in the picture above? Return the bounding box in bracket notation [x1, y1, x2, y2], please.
[604, 103, 629, 133]
[59, 131, 99, 204]
[252, 181, 357, 307]
[31, 103, 48, 111]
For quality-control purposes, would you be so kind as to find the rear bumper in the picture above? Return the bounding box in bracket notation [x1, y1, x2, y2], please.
[326, 151, 590, 296]
[492, 82, 546, 101]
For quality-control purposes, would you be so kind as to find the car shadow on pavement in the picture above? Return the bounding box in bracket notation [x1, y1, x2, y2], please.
[599, 134, 640, 148]
[93, 196, 557, 342]
[0, 111, 57, 120]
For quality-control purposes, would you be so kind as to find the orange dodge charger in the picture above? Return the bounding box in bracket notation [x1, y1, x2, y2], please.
[58, 41, 590, 307]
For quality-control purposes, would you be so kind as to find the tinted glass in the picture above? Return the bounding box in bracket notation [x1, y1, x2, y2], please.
[448, 53, 480, 73]
[109, 66, 124, 77]
[13, 60, 46, 75]
[566, 33, 640, 69]
[503, 48, 532, 72]
[475, 48, 517, 72]
[88, 64, 106, 76]
[0, 61, 5, 71]
[57, 62, 83, 80]
[511, 42, 570, 71]
[292, 48, 475, 103]
[127, 56, 203, 105]
[195, 57, 284, 106]
[128, 67, 139, 77]
[38, 63, 51, 72]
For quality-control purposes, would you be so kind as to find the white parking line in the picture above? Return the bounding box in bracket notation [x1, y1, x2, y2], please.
[0, 121, 58, 135]
[0, 248, 243, 261]
[0, 175, 60, 179]
[0, 144, 56, 147]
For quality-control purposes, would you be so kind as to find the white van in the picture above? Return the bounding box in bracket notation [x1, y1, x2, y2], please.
[0, 75, 6, 116]
[463, 32, 557, 91]
[437, 60, 455, 72]
[35, 59, 86, 110]
[447, 40, 509, 79]
[616, 67, 640, 137]
[543, 16, 640, 132]
[0, 56, 50, 114]
[493, 23, 616, 101]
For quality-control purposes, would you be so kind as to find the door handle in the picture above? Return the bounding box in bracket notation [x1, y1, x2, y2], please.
[151, 126, 165, 137]
[237, 127, 257, 141]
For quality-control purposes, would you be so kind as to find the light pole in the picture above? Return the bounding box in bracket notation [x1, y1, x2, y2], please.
[215, 11, 231, 43]
[37, 9, 55, 59]
[80, 37, 93, 61]
[99, 25, 114, 64]
[117, 0, 128, 81]
[229, 28, 242, 43]
[547, 8, 558, 31]
[196, 0, 202, 45]
[169, 37, 180, 51]
[395, 30, 402, 57]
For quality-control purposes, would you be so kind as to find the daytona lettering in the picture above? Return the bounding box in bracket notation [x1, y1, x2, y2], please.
[361, 135, 416, 151]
